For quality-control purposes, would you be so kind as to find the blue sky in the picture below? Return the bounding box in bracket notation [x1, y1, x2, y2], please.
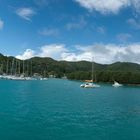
[0, 0, 140, 63]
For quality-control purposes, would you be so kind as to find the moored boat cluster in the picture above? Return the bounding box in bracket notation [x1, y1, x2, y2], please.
[0, 59, 48, 81]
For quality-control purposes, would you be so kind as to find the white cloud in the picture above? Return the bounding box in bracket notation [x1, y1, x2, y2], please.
[16, 49, 35, 60]
[16, 44, 67, 60]
[132, 0, 140, 13]
[61, 43, 140, 64]
[16, 8, 36, 21]
[16, 43, 140, 64]
[75, 0, 130, 14]
[81, 44, 140, 64]
[39, 44, 67, 59]
[117, 33, 132, 42]
[39, 28, 59, 36]
[0, 19, 4, 30]
[75, 0, 140, 14]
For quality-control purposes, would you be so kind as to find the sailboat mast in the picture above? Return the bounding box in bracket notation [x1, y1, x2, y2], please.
[31, 60, 32, 76]
[11, 58, 15, 75]
[27, 61, 29, 77]
[18, 60, 20, 75]
[92, 57, 94, 83]
[15, 59, 17, 75]
[6, 59, 9, 74]
[23, 60, 24, 75]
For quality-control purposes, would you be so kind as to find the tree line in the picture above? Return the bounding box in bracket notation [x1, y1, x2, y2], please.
[0, 53, 140, 84]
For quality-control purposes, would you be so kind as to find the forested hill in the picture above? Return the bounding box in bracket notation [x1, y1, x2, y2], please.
[0, 54, 140, 84]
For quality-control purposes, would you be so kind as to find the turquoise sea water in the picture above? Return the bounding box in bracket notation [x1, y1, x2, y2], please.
[0, 79, 140, 140]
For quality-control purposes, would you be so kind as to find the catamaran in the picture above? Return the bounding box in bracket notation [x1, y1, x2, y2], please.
[112, 81, 122, 87]
[81, 82, 100, 88]
[80, 58, 100, 88]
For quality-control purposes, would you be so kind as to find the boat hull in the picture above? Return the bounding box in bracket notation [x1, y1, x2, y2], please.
[80, 83, 100, 88]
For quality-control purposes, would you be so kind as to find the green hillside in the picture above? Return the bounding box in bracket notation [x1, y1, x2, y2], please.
[0, 54, 140, 84]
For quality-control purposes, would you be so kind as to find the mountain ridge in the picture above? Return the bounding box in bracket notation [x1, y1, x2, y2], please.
[0, 54, 140, 84]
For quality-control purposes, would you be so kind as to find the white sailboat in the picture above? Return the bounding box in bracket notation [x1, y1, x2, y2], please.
[81, 82, 100, 88]
[5, 59, 34, 80]
[112, 81, 122, 87]
[80, 58, 100, 88]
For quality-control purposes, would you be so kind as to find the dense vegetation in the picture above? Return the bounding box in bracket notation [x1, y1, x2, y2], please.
[0, 53, 140, 84]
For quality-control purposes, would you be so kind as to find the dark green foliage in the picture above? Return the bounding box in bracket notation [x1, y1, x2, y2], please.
[67, 71, 91, 80]
[0, 54, 140, 84]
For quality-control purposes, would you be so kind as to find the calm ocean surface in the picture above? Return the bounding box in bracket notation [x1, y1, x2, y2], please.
[0, 79, 140, 140]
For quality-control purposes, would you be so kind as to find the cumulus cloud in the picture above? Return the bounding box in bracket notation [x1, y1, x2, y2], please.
[16, 49, 35, 60]
[0, 19, 4, 30]
[16, 43, 140, 64]
[132, 0, 140, 13]
[39, 44, 67, 59]
[61, 43, 140, 64]
[16, 8, 36, 21]
[75, 0, 140, 14]
[16, 44, 67, 60]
